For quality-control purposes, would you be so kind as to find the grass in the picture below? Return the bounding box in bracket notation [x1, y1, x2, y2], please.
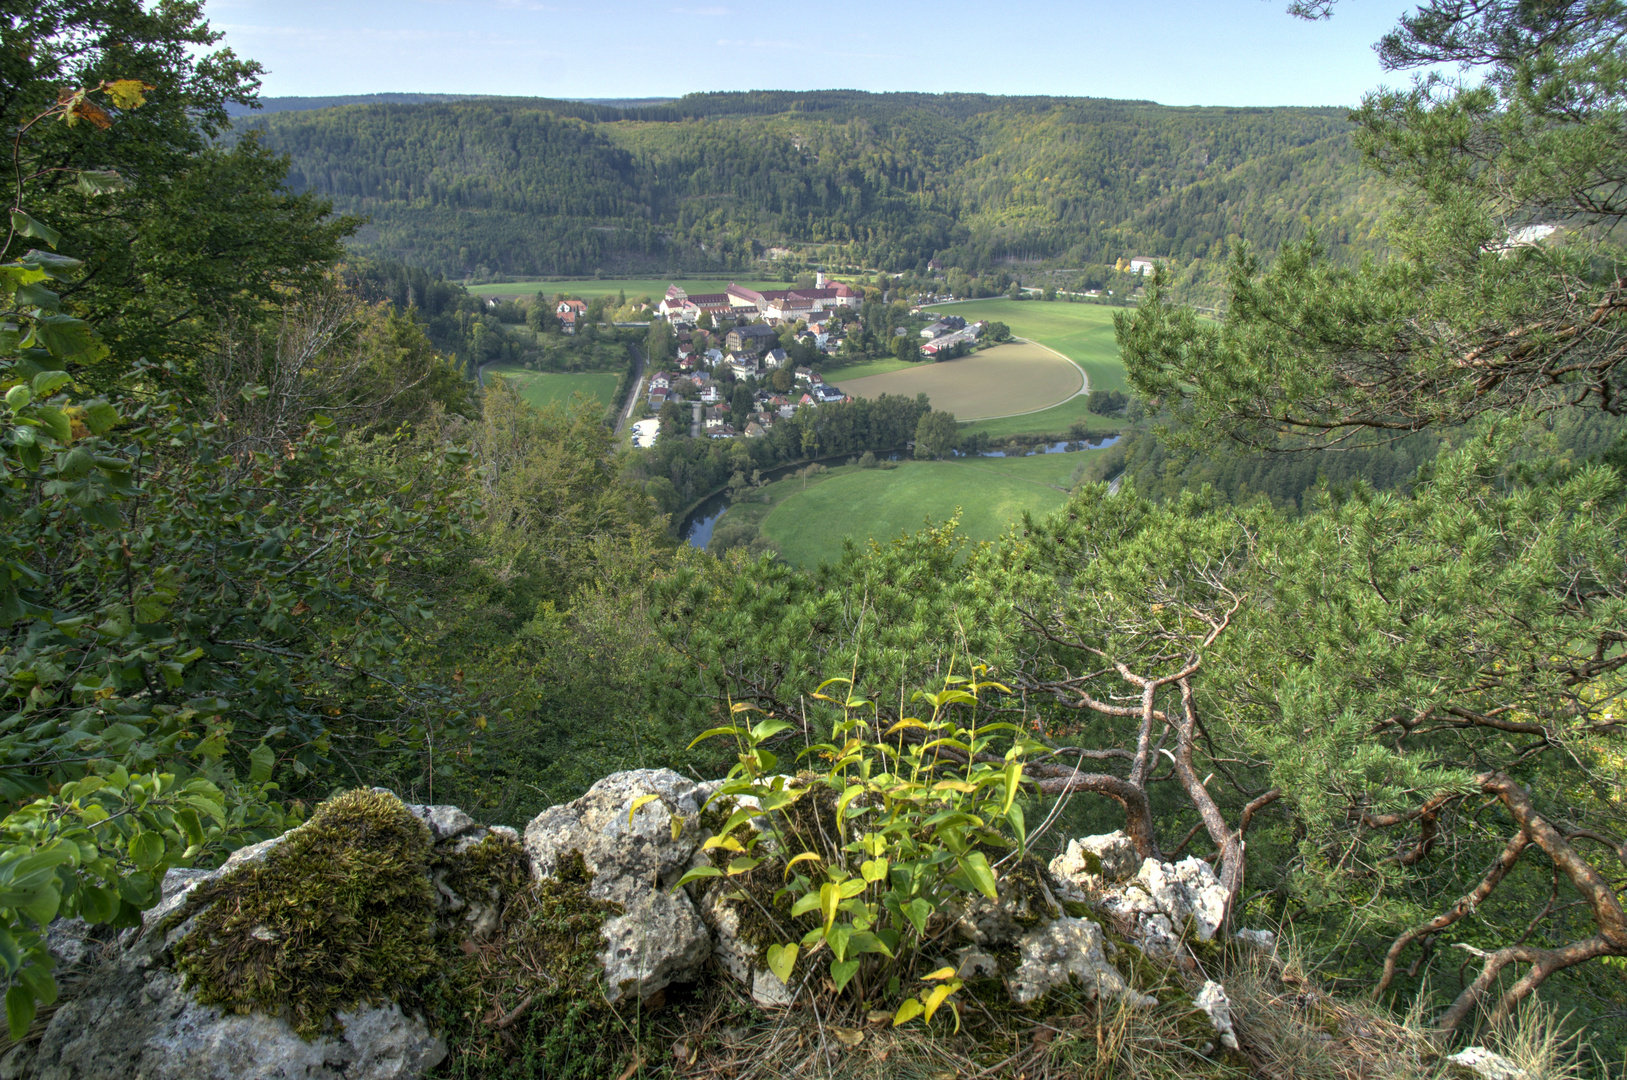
[829, 342, 1083, 420]
[923, 298, 1130, 439]
[464, 278, 793, 301]
[817, 357, 918, 381]
[722, 452, 1104, 568]
[482, 365, 620, 412]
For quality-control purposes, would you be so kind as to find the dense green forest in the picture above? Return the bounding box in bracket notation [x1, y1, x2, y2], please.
[232, 92, 1388, 286]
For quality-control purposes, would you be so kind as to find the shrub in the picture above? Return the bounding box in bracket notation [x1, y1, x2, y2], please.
[682, 671, 1041, 1028]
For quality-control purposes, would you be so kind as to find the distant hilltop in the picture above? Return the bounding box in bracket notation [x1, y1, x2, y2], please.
[226, 94, 679, 117]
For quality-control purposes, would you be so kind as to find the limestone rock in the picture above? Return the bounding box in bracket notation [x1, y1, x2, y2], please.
[954, 946, 1001, 980]
[1004, 917, 1156, 1007]
[523, 769, 712, 1003]
[1233, 928, 1278, 958]
[1447, 1047, 1531, 1080]
[403, 803, 477, 842]
[17, 961, 443, 1080]
[1050, 832, 1140, 888]
[948, 886, 1060, 948]
[695, 886, 792, 1007]
[1194, 980, 1239, 1051]
[1134, 856, 1228, 941]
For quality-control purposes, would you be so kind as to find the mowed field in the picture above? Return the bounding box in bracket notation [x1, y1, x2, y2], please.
[482, 365, 619, 412]
[749, 452, 1103, 567]
[829, 342, 1082, 419]
[922, 299, 1129, 439]
[465, 278, 792, 301]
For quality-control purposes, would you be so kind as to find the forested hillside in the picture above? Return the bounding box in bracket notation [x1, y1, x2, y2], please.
[233, 92, 1388, 282]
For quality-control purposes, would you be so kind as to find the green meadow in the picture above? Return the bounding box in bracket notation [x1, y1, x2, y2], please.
[923, 299, 1129, 439]
[718, 449, 1108, 568]
[482, 365, 620, 412]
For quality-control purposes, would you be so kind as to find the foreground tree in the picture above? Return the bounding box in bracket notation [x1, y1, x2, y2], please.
[1110, 0, 1627, 1039]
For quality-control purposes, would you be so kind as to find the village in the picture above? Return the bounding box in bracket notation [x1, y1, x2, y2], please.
[628, 280, 985, 443]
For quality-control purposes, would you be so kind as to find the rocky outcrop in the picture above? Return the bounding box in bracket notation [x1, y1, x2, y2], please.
[8, 800, 451, 1080]
[523, 768, 712, 1003]
[1050, 836, 1234, 956]
[1446, 1047, 1531, 1080]
[1005, 918, 1158, 1007]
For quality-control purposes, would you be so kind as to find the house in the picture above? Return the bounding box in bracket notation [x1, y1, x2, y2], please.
[762, 348, 788, 370]
[1128, 258, 1156, 275]
[704, 348, 724, 367]
[921, 315, 967, 339]
[813, 385, 845, 404]
[745, 421, 766, 438]
[726, 323, 778, 354]
[648, 389, 667, 406]
[794, 367, 815, 386]
[777, 402, 796, 418]
[700, 385, 722, 404]
[556, 299, 588, 333]
[728, 354, 759, 380]
[649, 372, 671, 393]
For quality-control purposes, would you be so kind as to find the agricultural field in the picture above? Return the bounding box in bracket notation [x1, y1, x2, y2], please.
[717, 450, 1107, 568]
[922, 299, 1129, 439]
[481, 365, 620, 412]
[465, 278, 794, 301]
[829, 343, 1082, 419]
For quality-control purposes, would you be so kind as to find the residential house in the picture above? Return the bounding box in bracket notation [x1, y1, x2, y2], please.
[1128, 258, 1156, 275]
[793, 367, 815, 386]
[763, 348, 788, 370]
[700, 385, 722, 404]
[556, 299, 587, 333]
[745, 421, 766, 438]
[728, 354, 759, 380]
[649, 372, 671, 393]
[813, 385, 845, 404]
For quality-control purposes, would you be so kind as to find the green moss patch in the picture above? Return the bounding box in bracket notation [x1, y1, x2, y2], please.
[428, 849, 632, 1080]
[169, 789, 440, 1039]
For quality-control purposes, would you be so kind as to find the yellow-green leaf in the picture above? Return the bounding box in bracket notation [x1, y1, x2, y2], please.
[921, 966, 958, 981]
[783, 851, 822, 878]
[765, 942, 797, 985]
[892, 997, 925, 1026]
[860, 857, 888, 883]
[922, 980, 960, 1022]
[627, 794, 660, 825]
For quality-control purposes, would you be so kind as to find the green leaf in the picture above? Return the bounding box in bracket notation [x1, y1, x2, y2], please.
[34, 314, 101, 361]
[32, 406, 70, 444]
[0, 929, 18, 975]
[726, 856, 760, 876]
[687, 725, 744, 750]
[30, 371, 71, 396]
[902, 898, 932, 936]
[10, 211, 60, 249]
[790, 891, 822, 918]
[1000, 761, 1023, 816]
[958, 851, 998, 901]
[81, 400, 119, 434]
[129, 831, 165, 870]
[19, 883, 60, 927]
[74, 170, 126, 196]
[830, 958, 860, 993]
[860, 857, 889, 883]
[765, 942, 797, 985]
[674, 866, 722, 889]
[6, 984, 36, 1041]
[749, 718, 793, 742]
[248, 743, 276, 784]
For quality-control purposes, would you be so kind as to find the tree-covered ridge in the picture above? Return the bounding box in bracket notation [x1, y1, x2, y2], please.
[233, 91, 1382, 280]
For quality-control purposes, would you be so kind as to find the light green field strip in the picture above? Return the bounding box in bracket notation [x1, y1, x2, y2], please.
[482, 366, 620, 411]
[465, 278, 794, 300]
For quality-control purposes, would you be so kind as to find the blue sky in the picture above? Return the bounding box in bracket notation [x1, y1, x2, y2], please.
[208, 0, 1420, 108]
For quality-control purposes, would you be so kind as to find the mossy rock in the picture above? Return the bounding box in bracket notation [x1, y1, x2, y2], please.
[169, 789, 440, 1039]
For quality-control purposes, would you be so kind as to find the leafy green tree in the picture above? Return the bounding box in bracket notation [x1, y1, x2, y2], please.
[7, 1, 353, 382]
[913, 409, 960, 459]
[731, 385, 754, 420]
[891, 334, 921, 362]
[984, 321, 1011, 342]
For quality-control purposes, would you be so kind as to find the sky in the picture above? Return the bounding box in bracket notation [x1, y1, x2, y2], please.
[207, 0, 1424, 109]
